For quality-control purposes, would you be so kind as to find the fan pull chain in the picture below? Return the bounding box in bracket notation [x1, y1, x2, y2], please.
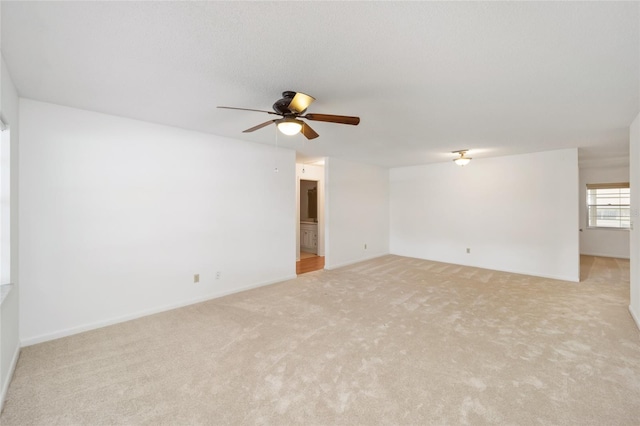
[274, 125, 279, 173]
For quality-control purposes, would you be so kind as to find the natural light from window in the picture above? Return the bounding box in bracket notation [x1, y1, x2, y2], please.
[586, 183, 630, 229]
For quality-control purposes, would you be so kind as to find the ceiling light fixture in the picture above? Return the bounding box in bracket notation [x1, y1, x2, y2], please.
[452, 149, 472, 166]
[276, 118, 303, 136]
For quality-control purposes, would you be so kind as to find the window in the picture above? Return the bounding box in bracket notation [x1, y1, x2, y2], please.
[586, 183, 630, 229]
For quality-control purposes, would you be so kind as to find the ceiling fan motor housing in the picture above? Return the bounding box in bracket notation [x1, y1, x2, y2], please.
[272, 91, 298, 115]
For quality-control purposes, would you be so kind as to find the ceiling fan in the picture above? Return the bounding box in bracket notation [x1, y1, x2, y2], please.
[217, 91, 360, 140]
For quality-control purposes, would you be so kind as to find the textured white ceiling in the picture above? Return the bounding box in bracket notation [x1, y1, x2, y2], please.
[2, 1, 638, 167]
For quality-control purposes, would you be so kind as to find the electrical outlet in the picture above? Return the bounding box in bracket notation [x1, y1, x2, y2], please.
[216, 271, 221, 280]
[466, 248, 471, 254]
[194, 274, 200, 283]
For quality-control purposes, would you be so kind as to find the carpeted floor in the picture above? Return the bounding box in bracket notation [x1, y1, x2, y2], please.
[2, 255, 639, 425]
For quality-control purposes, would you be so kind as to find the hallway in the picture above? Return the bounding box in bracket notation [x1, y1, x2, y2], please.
[296, 252, 324, 275]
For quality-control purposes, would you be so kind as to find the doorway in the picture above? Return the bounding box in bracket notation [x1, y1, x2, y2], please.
[1, 124, 10, 284]
[300, 179, 318, 256]
[296, 163, 325, 274]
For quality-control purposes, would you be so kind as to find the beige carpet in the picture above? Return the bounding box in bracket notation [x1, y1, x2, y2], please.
[2, 255, 639, 425]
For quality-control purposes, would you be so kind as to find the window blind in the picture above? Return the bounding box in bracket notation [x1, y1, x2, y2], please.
[586, 183, 630, 229]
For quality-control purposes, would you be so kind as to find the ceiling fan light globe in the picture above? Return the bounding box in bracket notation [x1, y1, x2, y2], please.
[454, 157, 471, 166]
[277, 119, 303, 136]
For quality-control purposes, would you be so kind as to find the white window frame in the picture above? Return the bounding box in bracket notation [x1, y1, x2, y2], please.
[586, 182, 630, 230]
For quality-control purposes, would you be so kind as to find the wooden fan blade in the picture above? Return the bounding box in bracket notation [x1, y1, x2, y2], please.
[218, 106, 278, 115]
[301, 122, 319, 140]
[288, 92, 315, 114]
[243, 120, 277, 133]
[303, 113, 360, 125]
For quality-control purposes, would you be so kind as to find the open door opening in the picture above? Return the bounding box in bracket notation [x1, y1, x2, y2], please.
[296, 162, 325, 274]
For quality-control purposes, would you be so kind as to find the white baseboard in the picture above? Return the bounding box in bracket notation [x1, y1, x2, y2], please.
[21, 274, 297, 347]
[580, 252, 630, 260]
[630, 305, 640, 331]
[389, 252, 580, 282]
[0, 344, 20, 413]
[324, 252, 389, 270]
[485, 267, 579, 283]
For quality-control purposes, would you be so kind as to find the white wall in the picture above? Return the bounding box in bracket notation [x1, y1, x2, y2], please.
[19, 100, 296, 345]
[579, 165, 630, 258]
[390, 149, 580, 282]
[324, 157, 389, 269]
[0, 54, 20, 412]
[630, 113, 640, 329]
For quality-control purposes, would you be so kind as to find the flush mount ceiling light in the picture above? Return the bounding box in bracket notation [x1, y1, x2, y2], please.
[452, 149, 472, 166]
[276, 118, 303, 136]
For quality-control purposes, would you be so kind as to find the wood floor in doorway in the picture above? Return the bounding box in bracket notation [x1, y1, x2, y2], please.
[297, 252, 324, 275]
